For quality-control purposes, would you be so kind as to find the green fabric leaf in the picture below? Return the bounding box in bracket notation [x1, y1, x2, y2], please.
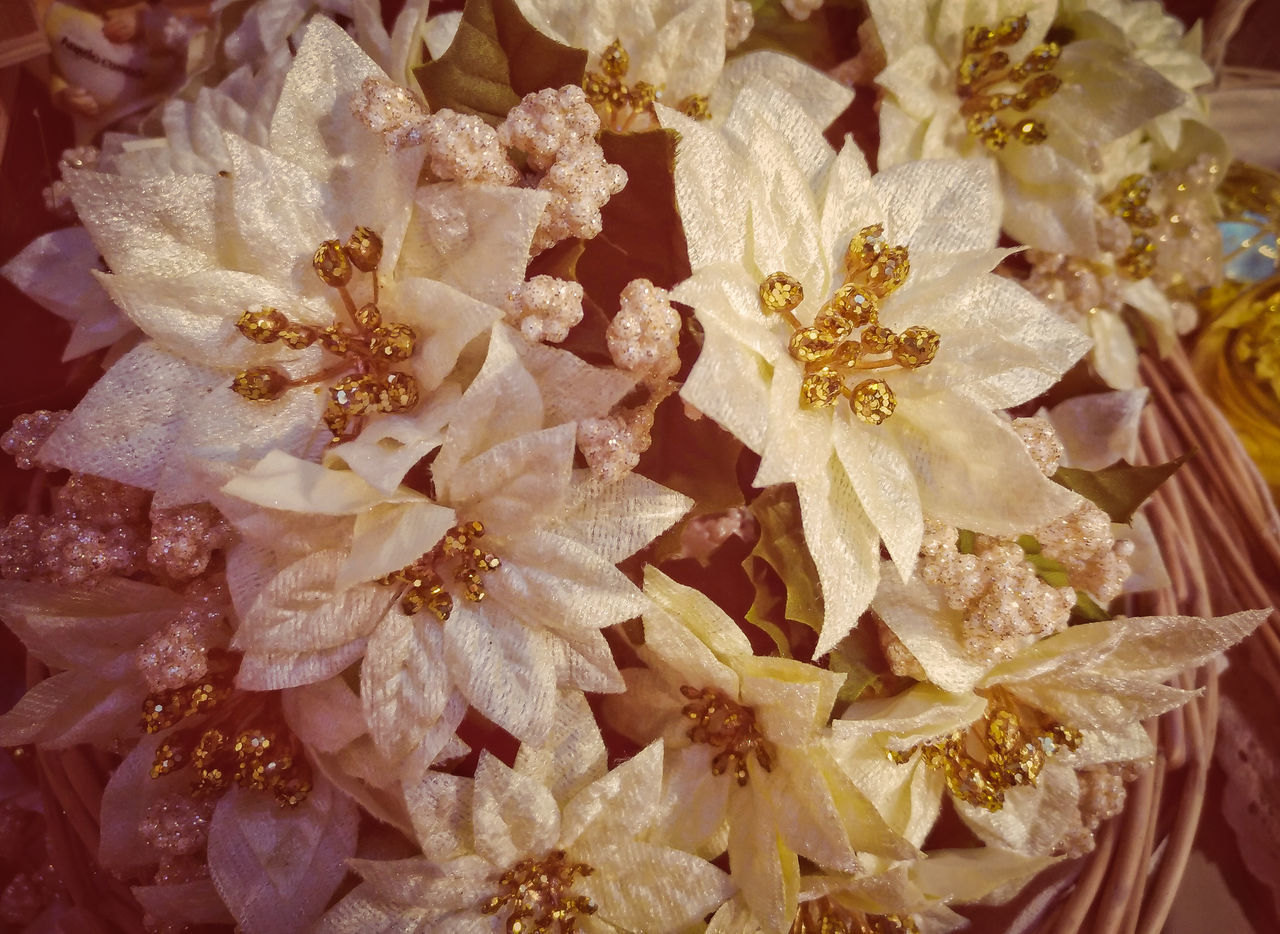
[826, 622, 884, 706]
[1071, 590, 1112, 623]
[576, 129, 693, 315]
[741, 560, 794, 658]
[740, 485, 824, 644]
[415, 0, 587, 126]
[1051, 453, 1191, 524]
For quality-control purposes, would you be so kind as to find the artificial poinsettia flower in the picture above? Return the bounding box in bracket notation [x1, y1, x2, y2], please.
[31, 17, 541, 504]
[834, 609, 1266, 854]
[604, 568, 914, 934]
[705, 847, 1054, 934]
[429, 0, 852, 132]
[664, 79, 1086, 654]
[869, 0, 1191, 256]
[222, 329, 690, 761]
[317, 691, 734, 934]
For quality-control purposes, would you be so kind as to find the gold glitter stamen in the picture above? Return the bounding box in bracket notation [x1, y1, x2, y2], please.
[791, 898, 921, 934]
[480, 850, 597, 934]
[380, 520, 501, 620]
[956, 14, 1061, 151]
[679, 685, 774, 785]
[759, 225, 939, 424]
[582, 39, 712, 131]
[1104, 174, 1161, 279]
[144, 652, 312, 807]
[230, 226, 419, 444]
[888, 699, 1082, 811]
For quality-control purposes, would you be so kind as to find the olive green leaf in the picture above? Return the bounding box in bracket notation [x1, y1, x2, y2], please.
[740, 485, 823, 644]
[1051, 452, 1191, 525]
[415, 0, 587, 126]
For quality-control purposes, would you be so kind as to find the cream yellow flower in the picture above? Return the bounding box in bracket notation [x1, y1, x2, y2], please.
[835, 609, 1265, 853]
[317, 692, 734, 934]
[664, 80, 1086, 654]
[222, 329, 690, 762]
[605, 569, 914, 934]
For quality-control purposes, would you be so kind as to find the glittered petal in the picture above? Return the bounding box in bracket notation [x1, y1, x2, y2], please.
[270, 18, 424, 271]
[65, 170, 220, 278]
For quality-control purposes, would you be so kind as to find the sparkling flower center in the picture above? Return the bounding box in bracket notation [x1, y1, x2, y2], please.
[888, 699, 1081, 811]
[144, 651, 311, 807]
[379, 520, 500, 620]
[955, 14, 1061, 151]
[791, 899, 920, 934]
[582, 39, 711, 132]
[231, 226, 421, 444]
[480, 849, 597, 934]
[759, 224, 939, 425]
[679, 685, 774, 786]
[1102, 173, 1162, 280]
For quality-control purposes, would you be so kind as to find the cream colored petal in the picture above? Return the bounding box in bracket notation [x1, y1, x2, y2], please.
[552, 470, 690, 564]
[871, 570, 987, 694]
[269, 17, 424, 271]
[795, 470, 881, 658]
[954, 759, 1080, 855]
[360, 611, 453, 762]
[400, 184, 549, 308]
[222, 450, 428, 515]
[654, 744, 731, 855]
[446, 425, 577, 533]
[560, 741, 664, 848]
[443, 604, 558, 745]
[1, 228, 133, 359]
[514, 336, 639, 427]
[432, 327, 544, 483]
[832, 420, 923, 582]
[340, 502, 457, 588]
[489, 530, 647, 636]
[514, 689, 608, 803]
[835, 682, 986, 745]
[872, 158, 1001, 253]
[65, 170, 220, 278]
[326, 383, 462, 494]
[712, 51, 854, 132]
[577, 839, 734, 933]
[728, 794, 800, 934]
[891, 393, 1078, 536]
[390, 277, 505, 393]
[1045, 389, 1147, 469]
[678, 319, 771, 453]
[659, 108, 750, 269]
[643, 566, 754, 660]
[737, 655, 843, 738]
[471, 752, 561, 868]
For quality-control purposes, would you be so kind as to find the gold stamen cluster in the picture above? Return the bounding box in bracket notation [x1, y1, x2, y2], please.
[679, 685, 774, 786]
[583, 39, 711, 131]
[380, 520, 500, 620]
[956, 14, 1061, 151]
[480, 849, 597, 934]
[145, 652, 311, 807]
[759, 224, 938, 425]
[888, 703, 1082, 811]
[1103, 173, 1159, 279]
[792, 899, 920, 934]
[231, 226, 421, 443]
